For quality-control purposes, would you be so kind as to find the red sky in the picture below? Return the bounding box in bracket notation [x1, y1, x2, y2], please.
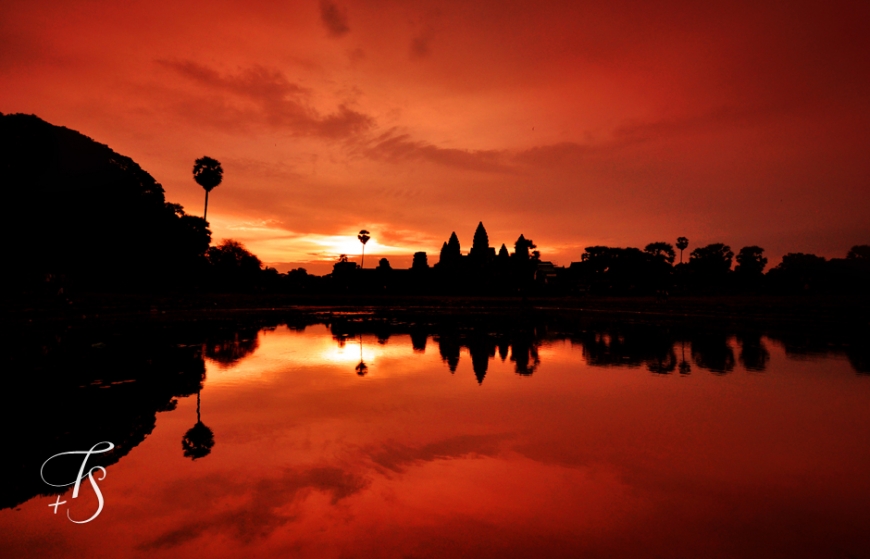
[2, 0, 868, 273]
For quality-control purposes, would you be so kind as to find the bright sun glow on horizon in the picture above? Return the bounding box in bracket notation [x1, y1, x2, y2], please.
[206, 215, 434, 268]
[206, 214, 575, 269]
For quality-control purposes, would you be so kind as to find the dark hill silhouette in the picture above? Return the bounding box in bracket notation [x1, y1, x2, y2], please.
[1, 112, 210, 292]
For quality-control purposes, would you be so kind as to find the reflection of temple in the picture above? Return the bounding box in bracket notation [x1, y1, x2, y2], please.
[434, 331, 541, 384]
[329, 316, 545, 384]
[327, 314, 870, 381]
[328, 312, 870, 383]
[327, 316, 837, 384]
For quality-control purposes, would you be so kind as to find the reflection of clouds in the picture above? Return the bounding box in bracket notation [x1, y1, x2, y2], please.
[139, 466, 369, 549]
[140, 433, 513, 549]
[365, 433, 512, 474]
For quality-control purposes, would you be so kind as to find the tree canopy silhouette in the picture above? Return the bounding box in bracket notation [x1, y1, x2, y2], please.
[645, 242, 676, 264]
[847, 245, 870, 260]
[735, 246, 767, 276]
[689, 243, 733, 273]
[2, 113, 210, 291]
[207, 239, 263, 291]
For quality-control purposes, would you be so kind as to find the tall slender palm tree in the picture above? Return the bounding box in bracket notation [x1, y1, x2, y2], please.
[193, 156, 223, 222]
[676, 237, 689, 264]
[358, 230, 370, 268]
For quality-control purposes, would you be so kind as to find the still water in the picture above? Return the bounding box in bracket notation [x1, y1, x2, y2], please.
[2, 315, 869, 558]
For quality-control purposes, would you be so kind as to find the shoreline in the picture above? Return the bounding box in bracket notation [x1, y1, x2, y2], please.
[5, 293, 869, 333]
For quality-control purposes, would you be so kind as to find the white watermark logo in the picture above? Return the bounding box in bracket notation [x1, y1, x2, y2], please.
[40, 441, 114, 523]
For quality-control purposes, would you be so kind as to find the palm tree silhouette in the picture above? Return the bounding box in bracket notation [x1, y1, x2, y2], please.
[193, 156, 223, 222]
[182, 389, 215, 460]
[676, 237, 689, 264]
[358, 230, 370, 268]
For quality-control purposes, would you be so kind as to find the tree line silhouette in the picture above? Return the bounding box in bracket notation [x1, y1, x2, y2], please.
[3, 112, 868, 298]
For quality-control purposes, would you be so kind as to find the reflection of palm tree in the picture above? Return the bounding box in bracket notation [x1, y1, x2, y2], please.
[679, 340, 691, 374]
[182, 390, 215, 460]
[358, 230, 370, 268]
[193, 156, 223, 222]
[355, 334, 368, 376]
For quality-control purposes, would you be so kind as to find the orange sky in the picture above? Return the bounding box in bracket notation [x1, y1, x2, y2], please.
[2, 0, 868, 273]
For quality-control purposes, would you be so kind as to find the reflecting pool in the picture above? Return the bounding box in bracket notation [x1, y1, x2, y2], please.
[2, 315, 869, 558]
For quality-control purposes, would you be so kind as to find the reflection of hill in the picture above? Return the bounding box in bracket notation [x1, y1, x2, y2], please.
[0, 320, 267, 510]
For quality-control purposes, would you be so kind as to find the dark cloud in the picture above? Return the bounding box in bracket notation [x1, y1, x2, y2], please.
[139, 466, 368, 549]
[319, 0, 350, 37]
[158, 60, 373, 138]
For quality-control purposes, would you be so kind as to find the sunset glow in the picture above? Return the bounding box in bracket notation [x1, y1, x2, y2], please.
[2, 0, 868, 273]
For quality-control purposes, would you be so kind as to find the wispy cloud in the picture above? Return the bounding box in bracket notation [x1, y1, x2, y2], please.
[158, 60, 373, 138]
[362, 129, 512, 173]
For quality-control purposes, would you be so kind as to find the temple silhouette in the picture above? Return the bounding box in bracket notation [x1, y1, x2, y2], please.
[327, 221, 870, 297]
